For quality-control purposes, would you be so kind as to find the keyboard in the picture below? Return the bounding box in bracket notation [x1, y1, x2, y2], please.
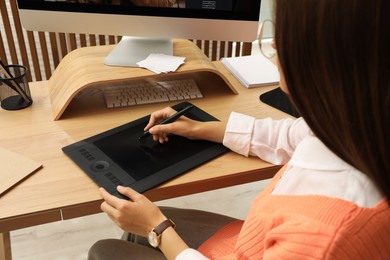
[102, 78, 203, 108]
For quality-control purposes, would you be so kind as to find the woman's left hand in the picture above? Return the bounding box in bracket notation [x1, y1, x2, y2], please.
[99, 186, 166, 237]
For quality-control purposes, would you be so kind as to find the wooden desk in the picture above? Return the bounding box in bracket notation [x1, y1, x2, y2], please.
[0, 59, 290, 259]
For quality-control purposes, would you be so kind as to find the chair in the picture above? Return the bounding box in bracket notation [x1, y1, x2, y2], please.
[1, 0, 252, 82]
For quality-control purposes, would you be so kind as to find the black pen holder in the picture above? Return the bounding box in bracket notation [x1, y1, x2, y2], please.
[0, 65, 32, 110]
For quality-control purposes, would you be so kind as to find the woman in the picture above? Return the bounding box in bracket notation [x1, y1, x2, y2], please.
[88, 0, 390, 259]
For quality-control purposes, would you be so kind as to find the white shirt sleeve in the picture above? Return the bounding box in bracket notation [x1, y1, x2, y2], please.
[222, 112, 309, 165]
[176, 248, 210, 260]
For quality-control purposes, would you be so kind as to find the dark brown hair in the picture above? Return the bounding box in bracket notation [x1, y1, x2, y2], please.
[274, 0, 390, 200]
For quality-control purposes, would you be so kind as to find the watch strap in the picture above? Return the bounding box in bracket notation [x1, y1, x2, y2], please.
[153, 219, 175, 235]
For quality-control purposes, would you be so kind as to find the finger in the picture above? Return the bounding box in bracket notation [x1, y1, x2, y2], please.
[148, 125, 171, 143]
[156, 132, 169, 144]
[100, 192, 119, 219]
[100, 200, 116, 216]
[158, 135, 165, 144]
[99, 187, 111, 200]
[144, 110, 165, 131]
[116, 185, 142, 202]
[100, 201, 122, 227]
[149, 123, 175, 136]
[144, 107, 175, 131]
[163, 133, 169, 142]
[144, 113, 160, 131]
[99, 187, 125, 209]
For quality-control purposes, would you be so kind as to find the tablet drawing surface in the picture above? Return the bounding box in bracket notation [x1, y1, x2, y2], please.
[63, 102, 229, 198]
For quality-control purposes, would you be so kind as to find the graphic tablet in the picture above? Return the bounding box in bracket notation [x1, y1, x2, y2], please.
[62, 102, 229, 198]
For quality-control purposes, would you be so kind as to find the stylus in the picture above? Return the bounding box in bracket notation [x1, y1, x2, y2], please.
[139, 104, 194, 140]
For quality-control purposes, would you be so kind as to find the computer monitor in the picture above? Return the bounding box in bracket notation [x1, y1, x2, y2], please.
[16, 0, 261, 66]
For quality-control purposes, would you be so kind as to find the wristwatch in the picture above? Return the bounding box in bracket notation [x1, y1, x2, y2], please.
[147, 219, 176, 248]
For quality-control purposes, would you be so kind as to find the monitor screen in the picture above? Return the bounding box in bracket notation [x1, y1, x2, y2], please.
[17, 0, 261, 65]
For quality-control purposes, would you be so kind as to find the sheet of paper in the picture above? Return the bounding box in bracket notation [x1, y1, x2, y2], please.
[137, 54, 185, 74]
[0, 147, 42, 195]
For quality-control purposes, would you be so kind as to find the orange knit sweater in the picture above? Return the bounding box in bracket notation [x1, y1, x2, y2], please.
[198, 170, 390, 259]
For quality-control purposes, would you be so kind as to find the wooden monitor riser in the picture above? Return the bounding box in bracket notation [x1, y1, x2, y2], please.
[48, 39, 237, 120]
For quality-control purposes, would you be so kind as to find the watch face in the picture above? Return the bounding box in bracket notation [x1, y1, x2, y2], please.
[147, 232, 159, 248]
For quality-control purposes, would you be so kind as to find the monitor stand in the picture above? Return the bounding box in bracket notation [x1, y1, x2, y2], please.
[48, 39, 238, 120]
[104, 36, 174, 67]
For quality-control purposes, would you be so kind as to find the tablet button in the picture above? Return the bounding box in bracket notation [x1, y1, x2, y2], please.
[91, 161, 110, 172]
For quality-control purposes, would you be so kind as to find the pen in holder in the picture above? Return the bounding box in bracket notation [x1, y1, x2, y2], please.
[0, 64, 33, 110]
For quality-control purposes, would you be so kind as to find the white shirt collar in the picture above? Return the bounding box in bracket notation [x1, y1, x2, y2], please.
[289, 135, 354, 171]
[276, 135, 384, 207]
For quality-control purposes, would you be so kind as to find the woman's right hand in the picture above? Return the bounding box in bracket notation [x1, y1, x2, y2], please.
[144, 106, 227, 144]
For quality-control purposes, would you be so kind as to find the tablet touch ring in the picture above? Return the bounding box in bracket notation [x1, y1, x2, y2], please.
[91, 160, 110, 172]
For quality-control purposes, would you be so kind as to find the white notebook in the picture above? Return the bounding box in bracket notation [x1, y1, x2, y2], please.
[221, 54, 280, 88]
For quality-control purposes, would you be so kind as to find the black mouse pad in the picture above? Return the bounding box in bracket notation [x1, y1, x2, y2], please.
[259, 87, 300, 118]
[62, 102, 229, 198]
